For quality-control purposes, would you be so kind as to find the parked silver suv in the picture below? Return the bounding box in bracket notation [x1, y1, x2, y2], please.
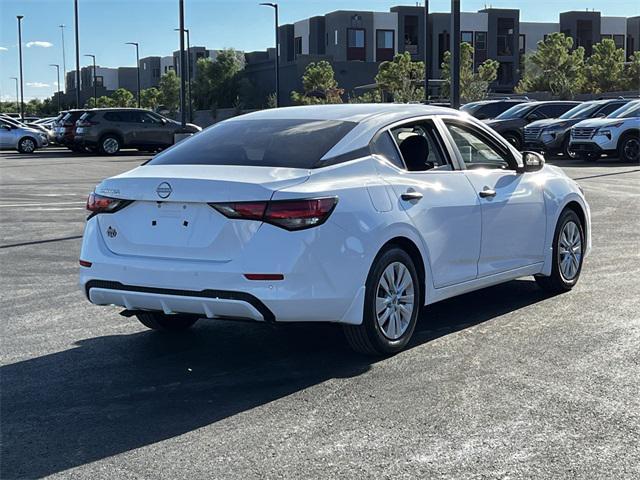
[74, 108, 201, 155]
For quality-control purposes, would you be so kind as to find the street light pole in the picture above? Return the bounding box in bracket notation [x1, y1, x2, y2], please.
[16, 15, 25, 121]
[84, 54, 97, 107]
[10, 77, 19, 113]
[59, 24, 67, 92]
[174, 28, 191, 121]
[424, 1, 429, 103]
[178, 0, 186, 129]
[260, 3, 279, 107]
[450, 0, 461, 109]
[126, 42, 141, 107]
[50, 64, 61, 113]
[74, 0, 80, 108]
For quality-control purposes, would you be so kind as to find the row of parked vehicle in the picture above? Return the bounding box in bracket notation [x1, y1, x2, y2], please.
[461, 97, 640, 162]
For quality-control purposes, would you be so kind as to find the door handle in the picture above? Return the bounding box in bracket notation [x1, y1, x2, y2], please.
[479, 188, 497, 198]
[401, 191, 423, 201]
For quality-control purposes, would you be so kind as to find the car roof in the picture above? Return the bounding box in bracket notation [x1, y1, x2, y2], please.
[231, 103, 465, 124]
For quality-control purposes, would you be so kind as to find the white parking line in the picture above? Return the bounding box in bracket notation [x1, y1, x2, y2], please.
[0, 201, 86, 208]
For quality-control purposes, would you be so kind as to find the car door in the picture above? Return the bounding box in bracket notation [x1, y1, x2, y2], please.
[136, 111, 169, 147]
[440, 118, 546, 277]
[374, 119, 482, 288]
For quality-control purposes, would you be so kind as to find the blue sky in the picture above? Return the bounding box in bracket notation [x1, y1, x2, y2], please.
[1, 0, 638, 101]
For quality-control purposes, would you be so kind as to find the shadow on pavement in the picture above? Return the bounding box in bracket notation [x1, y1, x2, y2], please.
[1, 278, 552, 478]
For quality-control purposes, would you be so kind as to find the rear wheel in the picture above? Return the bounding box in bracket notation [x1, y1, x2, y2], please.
[99, 135, 121, 155]
[618, 134, 640, 163]
[503, 132, 522, 151]
[343, 247, 421, 356]
[17, 137, 37, 153]
[535, 209, 584, 293]
[562, 137, 576, 159]
[136, 312, 199, 332]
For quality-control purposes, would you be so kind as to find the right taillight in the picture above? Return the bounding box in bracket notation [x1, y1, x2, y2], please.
[86, 192, 132, 217]
[210, 197, 337, 231]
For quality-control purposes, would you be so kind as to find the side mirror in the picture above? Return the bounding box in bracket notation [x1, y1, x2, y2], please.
[518, 151, 545, 173]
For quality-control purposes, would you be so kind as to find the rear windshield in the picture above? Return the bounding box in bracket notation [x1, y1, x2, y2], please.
[149, 118, 357, 169]
[495, 103, 535, 119]
[608, 101, 640, 118]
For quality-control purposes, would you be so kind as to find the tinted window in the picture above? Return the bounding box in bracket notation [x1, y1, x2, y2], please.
[536, 103, 576, 119]
[371, 131, 404, 169]
[610, 101, 640, 118]
[559, 102, 601, 119]
[597, 102, 627, 117]
[480, 102, 522, 119]
[149, 119, 357, 169]
[496, 103, 535, 119]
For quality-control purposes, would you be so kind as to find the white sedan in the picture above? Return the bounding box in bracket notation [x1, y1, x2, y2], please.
[79, 104, 591, 355]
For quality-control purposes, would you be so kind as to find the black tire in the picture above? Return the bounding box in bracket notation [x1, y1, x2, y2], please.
[562, 137, 576, 159]
[136, 312, 199, 332]
[503, 132, 522, 151]
[17, 136, 37, 153]
[99, 135, 121, 155]
[535, 209, 585, 294]
[618, 133, 640, 163]
[343, 247, 421, 356]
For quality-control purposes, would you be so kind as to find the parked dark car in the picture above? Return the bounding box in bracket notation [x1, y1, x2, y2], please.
[524, 99, 631, 157]
[56, 110, 88, 152]
[74, 108, 201, 155]
[460, 99, 529, 120]
[484, 101, 580, 150]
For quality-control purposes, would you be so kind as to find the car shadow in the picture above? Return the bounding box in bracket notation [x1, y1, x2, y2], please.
[1, 278, 553, 478]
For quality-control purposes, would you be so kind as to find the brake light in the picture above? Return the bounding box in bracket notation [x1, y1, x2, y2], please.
[210, 197, 338, 231]
[86, 192, 132, 215]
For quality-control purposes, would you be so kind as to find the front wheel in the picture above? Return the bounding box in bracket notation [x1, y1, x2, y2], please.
[99, 135, 121, 155]
[503, 132, 522, 151]
[535, 209, 585, 293]
[136, 312, 199, 332]
[17, 137, 37, 153]
[343, 247, 421, 356]
[618, 134, 640, 163]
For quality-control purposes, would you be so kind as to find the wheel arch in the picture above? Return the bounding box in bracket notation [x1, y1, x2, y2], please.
[377, 236, 426, 306]
[99, 130, 124, 145]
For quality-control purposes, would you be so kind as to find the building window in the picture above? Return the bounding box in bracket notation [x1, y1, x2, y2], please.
[475, 31, 487, 50]
[347, 28, 366, 61]
[628, 35, 635, 58]
[143, 63, 147, 70]
[438, 31, 450, 66]
[153, 68, 160, 78]
[497, 18, 514, 56]
[294, 36, 302, 56]
[95, 76, 104, 87]
[497, 62, 513, 85]
[404, 15, 419, 55]
[461, 31, 473, 46]
[376, 29, 394, 62]
[334, 30, 338, 45]
[613, 34, 625, 50]
[519, 34, 526, 54]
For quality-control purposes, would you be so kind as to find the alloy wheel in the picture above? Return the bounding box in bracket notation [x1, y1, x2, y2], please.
[376, 262, 415, 340]
[21, 138, 35, 153]
[559, 220, 582, 281]
[103, 138, 119, 154]
[623, 138, 640, 162]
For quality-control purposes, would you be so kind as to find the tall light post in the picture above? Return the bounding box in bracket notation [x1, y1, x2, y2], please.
[59, 24, 67, 91]
[84, 54, 97, 107]
[10, 77, 19, 113]
[50, 64, 61, 113]
[74, 0, 80, 108]
[174, 28, 191, 121]
[450, 0, 461, 108]
[126, 42, 141, 107]
[16, 15, 25, 120]
[260, 3, 279, 107]
[424, 1, 429, 103]
[178, 0, 186, 129]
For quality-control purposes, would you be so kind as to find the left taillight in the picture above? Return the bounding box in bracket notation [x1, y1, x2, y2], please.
[210, 197, 338, 231]
[86, 192, 132, 216]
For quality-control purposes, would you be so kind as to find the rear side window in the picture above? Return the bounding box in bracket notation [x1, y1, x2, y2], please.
[371, 131, 404, 169]
[79, 112, 95, 121]
[149, 119, 357, 169]
[597, 102, 626, 116]
[104, 112, 123, 122]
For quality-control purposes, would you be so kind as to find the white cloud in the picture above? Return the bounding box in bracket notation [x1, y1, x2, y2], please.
[0, 46, 8, 51]
[26, 82, 50, 88]
[26, 41, 53, 48]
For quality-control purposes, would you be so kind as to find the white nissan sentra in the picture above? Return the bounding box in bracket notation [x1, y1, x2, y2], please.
[79, 104, 590, 355]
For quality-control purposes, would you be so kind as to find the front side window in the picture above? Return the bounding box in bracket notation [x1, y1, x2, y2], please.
[444, 121, 511, 170]
[149, 119, 357, 169]
[608, 101, 640, 118]
[496, 103, 535, 120]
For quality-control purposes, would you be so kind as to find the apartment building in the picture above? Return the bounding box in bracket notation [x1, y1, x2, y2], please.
[244, 6, 640, 105]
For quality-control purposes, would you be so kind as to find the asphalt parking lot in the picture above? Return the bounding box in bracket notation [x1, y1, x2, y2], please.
[1, 147, 639, 479]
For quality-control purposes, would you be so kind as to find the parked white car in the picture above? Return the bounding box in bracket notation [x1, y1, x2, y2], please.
[569, 100, 640, 162]
[79, 104, 591, 355]
[0, 116, 49, 153]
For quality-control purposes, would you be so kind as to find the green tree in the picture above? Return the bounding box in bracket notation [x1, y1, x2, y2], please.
[85, 96, 115, 108]
[111, 88, 135, 107]
[375, 52, 424, 103]
[441, 42, 499, 102]
[584, 39, 626, 93]
[291, 60, 343, 105]
[622, 51, 640, 91]
[349, 89, 383, 103]
[158, 70, 180, 112]
[140, 87, 161, 109]
[192, 49, 243, 109]
[515, 32, 585, 99]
